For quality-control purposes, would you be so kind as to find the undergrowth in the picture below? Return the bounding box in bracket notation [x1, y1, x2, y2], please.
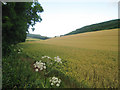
[2, 44, 89, 88]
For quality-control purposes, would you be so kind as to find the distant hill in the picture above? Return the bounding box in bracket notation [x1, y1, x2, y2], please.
[64, 19, 120, 36]
[27, 33, 50, 40]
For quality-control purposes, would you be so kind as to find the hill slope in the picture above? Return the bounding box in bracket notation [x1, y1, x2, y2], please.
[40, 29, 118, 51]
[27, 33, 49, 40]
[65, 19, 120, 36]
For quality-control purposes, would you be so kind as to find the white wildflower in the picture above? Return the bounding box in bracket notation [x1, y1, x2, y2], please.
[33, 61, 46, 71]
[18, 49, 21, 52]
[33, 64, 37, 68]
[43, 66, 46, 69]
[49, 77, 61, 87]
[41, 62, 44, 65]
[50, 79, 52, 82]
[51, 83, 54, 86]
[41, 57, 44, 59]
[18, 52, 20, 54]
[40, 68, 43, 70]
[58, 79, 61, 83]
[47, 56, 51, 59]
[56, 83, 60, 87]
[54, 56, 62, 63]
[41, 56, 52, 59]
[52, 77, 56, 80]
[35, 68, 38, 72]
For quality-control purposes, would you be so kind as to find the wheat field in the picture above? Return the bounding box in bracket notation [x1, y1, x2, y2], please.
[21, 29, 118, 88]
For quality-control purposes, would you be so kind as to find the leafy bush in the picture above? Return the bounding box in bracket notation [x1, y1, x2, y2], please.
[2, 2, 43, 56]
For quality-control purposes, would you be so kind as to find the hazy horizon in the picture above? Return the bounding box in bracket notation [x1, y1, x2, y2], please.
[29, 0, 118, 37]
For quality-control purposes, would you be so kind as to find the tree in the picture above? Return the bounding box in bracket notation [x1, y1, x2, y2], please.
[2, 1, 43, 55]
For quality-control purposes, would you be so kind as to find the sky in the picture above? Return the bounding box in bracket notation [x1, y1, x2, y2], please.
[29, 0, 119, 37]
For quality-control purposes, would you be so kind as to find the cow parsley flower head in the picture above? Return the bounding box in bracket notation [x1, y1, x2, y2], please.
[41, 56, 52, 59]
[33, 60, 46, 71]
[54, 56, 62, 63]
[49, 77, 61, 87]
[17, 48, 22, 54]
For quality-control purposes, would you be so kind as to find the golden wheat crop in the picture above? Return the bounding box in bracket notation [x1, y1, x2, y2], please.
[21, 29, 118, 88]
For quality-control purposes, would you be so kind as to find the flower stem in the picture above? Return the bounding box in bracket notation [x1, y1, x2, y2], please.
[44, 77, 46, 88]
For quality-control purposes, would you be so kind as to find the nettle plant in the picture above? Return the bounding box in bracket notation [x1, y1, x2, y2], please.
[33, 56, 63, 88]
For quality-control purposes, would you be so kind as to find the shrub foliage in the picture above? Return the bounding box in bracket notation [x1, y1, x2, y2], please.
[2, 2, 43, 56]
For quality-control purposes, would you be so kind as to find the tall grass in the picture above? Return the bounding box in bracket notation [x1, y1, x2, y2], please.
[2, 45, 88, 88]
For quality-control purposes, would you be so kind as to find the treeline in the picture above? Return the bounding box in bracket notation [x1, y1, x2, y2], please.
[65, 19, 120, 36]
[27, 34, 49, 40]
[2, 2, 43, 56]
